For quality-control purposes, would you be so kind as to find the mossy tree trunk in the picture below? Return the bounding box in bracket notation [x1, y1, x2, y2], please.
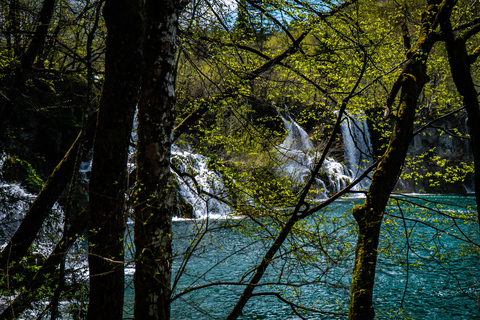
[86, 0, 144, 319]
[133, 0, 185, 318]
[348, 1, 443, 319]
[439, 1, 480, 228]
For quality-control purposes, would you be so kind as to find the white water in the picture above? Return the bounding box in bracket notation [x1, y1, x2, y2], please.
[0, 183, 35, 244]
[0, 155, 64, 258]
[172, 146, 232, 219]
[340, 112, 373, 190]
[275, 111, 360, 199]
[0, 155, 36, 246]
[171, 108, 366, 216]
[171, 109, 359, 216]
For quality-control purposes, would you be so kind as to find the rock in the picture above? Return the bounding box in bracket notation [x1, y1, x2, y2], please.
[1, 156, 44, 193]
[396, 114, 474, 193]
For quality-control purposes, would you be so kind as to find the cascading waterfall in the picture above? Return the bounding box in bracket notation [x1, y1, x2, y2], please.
[127, 110, 231, 219]
[0, 154, 64, 257]
[279, 109, 314, 151]
[275, 110, 353, 200]
[76, 109, 375, 219]
[171, 146, 232, 219]
[0, 186, 35, 244]
[339, 112, 373, 190]
[0, 154, 36, 243]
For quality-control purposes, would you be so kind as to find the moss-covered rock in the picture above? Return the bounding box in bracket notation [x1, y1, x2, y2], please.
[1, 157, 44, 193]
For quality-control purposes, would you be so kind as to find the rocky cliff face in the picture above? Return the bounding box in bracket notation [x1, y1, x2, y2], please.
[396, 114, 474, 194]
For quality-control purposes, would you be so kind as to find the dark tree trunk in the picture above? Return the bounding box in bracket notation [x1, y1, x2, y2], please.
[439, 2, 480, 228]
[15, 0, 56, 84]
[347, 1, 442, 319]
[86, 0, 144, 319]
[133, 0, 183, 318]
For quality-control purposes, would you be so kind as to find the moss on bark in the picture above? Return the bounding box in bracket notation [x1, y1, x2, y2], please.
[348, 2, 442, 319]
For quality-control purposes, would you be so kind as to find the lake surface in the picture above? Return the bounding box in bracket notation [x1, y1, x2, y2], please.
[124, 195, 479, 319]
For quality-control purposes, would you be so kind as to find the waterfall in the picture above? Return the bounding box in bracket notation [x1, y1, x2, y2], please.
[80, 109, 374, 219]
[0, 154, 64, 257]
[276, 111, 353, 200]
[279, 109, 313, 151]
[339, 112, 373, 190]
[171, 109, 358, 218]
[74, 143, 232, 220]
[0, 155, 36, 243]
[171, 146, 232, 219]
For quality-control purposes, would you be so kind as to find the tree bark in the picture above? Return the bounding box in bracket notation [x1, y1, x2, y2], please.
[86, 0, 144, 319]
[14, 0, 56, 86]
[133, 0, 184, 318]
[348, 1, 442, 319]
[348, 73, 420, 319]
[438, 2, 480, 228]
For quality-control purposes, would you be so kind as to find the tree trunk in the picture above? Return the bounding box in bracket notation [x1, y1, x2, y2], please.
[348, 73, 420, 318]
[14, 0, 56, 85]
[133, 0, 183, 318]
[439, 3, 480, 228]
[348, 1, 442, 318]
[86, 0, 144, 319]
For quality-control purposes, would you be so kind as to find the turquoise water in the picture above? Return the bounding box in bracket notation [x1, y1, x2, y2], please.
[125, 195, 480, 319]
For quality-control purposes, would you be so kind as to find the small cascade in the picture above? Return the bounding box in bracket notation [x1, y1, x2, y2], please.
[0, 183, 35, 243]
[0, 155, 36, 242]
[276, 112, 315, 187]
[78, 143, 232, 220]
[339, 112, 373, 190]
[0, 155, 64, 257]
[127, 110, 231, 219]
[279, 109, 313, 151]
[171, 146, 232, 219]
[275, 110, 353, 200]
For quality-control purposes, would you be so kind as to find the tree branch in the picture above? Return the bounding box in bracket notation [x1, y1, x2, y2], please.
[174, 29, 311, 141]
